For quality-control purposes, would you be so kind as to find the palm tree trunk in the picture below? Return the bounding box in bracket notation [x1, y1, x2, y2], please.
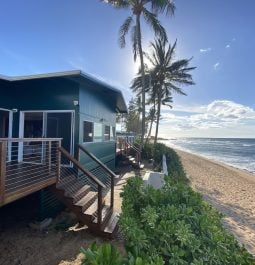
[136, 14, 146, 147]
[146, 119, 153, 142]
[154, 95, 161, 145]
[146, 101, 156, 144]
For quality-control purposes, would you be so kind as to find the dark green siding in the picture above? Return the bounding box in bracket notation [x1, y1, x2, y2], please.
[78, 83, 116, 170]
[0, 78, 79, 140]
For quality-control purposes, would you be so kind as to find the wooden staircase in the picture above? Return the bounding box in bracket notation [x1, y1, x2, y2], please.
[125, 142, 144, 169]
[51, 146, 119, 238]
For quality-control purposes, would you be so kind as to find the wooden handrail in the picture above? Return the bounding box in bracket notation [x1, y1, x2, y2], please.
[126, 142, 141, 163]
[126, 142, 140, 153]
[78, 144, 118, 180]
[0, 138, 62, 142]
[58, 146, 106, 189]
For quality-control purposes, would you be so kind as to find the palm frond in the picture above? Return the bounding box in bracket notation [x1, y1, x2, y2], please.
[131, 25, 139, 61]
[151, 0, 176, 16]
[142, 8, 168, 42]
[119, 16, 133, 48]
[102, 0, 130, 9]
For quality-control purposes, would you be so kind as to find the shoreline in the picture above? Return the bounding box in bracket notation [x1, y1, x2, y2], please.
[162, 140, 255, 176]
[175, 148, 255, 256]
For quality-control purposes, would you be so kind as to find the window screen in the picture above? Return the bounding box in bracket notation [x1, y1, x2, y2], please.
[104, 125, 110, 141]
[83, 121, 93, 142]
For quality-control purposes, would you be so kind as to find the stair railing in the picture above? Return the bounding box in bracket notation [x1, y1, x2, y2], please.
[58, 146, 106, 226]
[125, 141, 141, 165]
[78, 144, 118, 209]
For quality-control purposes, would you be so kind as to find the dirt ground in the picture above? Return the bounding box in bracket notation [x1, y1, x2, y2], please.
[0, 164, 149, 265]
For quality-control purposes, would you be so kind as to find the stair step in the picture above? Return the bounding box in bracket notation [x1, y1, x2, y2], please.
[104, 212, 119, 234]
[75, 191, 97, 211]
[139, 164, 145, 169]
[66, 184, 91, 203]
[129, 157, 135, 161]
[83, 197, 106, 216]
[92, 205, 112, 225]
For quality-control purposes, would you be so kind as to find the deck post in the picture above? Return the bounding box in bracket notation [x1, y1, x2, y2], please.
[0, 141, 7, 205]
[98, 185, 103, 227]
[110, 175, 114, 208]
[56, 140, 61, 184]
[47, 141, 52, 174]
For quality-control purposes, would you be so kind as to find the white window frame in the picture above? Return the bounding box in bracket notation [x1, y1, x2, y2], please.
[18, 110, 75, 165]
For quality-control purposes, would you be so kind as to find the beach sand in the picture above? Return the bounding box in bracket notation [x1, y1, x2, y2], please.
[176, 149, 255, 255]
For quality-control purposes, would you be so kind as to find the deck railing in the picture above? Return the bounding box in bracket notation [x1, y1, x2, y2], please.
[0, 138, 62, 206]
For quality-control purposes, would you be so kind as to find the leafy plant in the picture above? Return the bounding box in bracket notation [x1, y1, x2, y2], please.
[119, 144, 255, 264]
[80, 242, 164, 265]
[81, 243, 123, 265]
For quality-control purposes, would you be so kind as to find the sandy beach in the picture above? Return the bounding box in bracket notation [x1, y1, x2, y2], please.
[176, 149, 255, 255]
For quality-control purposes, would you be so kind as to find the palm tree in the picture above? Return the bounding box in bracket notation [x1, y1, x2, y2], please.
[102, 0, 175, 146]
[133, 38, 196, 144]
[148, 38, 196, 143]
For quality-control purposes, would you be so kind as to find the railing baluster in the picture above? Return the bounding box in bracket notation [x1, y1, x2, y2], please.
[98, 184, 102, 227]
[110, 175, 114, 208]
[48, 141, 52, 174]
[0, 141, 7, 205]
[56, 140, 61, 184]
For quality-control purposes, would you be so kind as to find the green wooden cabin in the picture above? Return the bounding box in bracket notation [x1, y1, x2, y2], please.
[0, 71, 127, 231]
[0, 70, 127, 167]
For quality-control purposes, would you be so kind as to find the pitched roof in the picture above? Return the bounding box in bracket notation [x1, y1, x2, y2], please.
[0, 70, 127, 113]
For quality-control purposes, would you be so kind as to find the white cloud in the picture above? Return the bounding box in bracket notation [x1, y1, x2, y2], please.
[213, 62, 220, 70]
[158, 100, 255, 138]
[226, 44, 230, 48]
[199, 48, 212, 53]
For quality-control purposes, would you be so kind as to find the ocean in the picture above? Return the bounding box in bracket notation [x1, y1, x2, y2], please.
[162, 138, 255, 174]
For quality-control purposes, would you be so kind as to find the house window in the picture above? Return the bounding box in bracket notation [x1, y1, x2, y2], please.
[83, 121, 93, 142]
[110, 126, 116, 140]
[104, 125, 110, 141]
[94, 123, 103, 142]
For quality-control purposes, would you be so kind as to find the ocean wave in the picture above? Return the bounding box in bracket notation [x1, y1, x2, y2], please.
[162, 138, 255, 174]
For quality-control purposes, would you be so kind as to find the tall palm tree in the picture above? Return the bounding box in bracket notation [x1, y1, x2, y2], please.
[102, 0, 175, 146]
[148, 38, 196, 143]
[133, 38, 196, 144]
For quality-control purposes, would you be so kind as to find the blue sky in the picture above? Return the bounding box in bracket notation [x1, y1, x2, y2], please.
[1, 0, 255, 138]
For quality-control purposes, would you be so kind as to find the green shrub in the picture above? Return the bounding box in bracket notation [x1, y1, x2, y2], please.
[80, 242, 164, 265]
[119, 144, 254, 264]
[119, 177, 254, 264]
[81, 144, 254, 264]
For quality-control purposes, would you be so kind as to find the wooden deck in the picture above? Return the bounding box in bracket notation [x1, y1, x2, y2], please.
[3, 162, 57, 206]
[0, 138, 61, 207]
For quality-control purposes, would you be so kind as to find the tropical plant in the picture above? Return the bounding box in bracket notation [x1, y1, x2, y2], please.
[102, 0, 176, 146]
[133, 38, 196, 144]
[80, 242, 164, 265]
[125, 98, 142, 134]
[119, 143, 255, 264]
